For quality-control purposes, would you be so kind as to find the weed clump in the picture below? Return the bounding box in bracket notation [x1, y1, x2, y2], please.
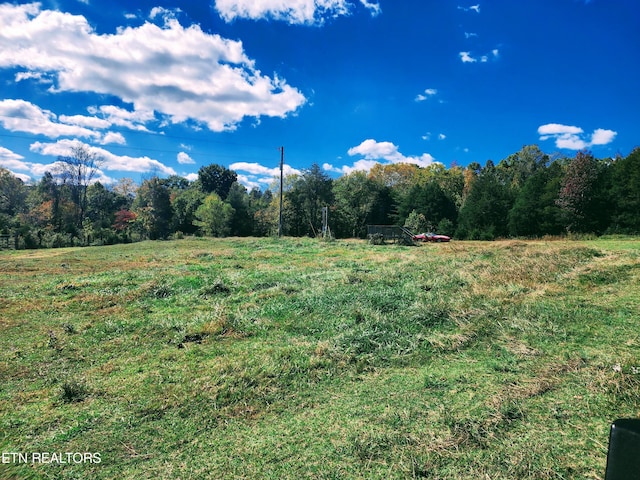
[146, 281, 173, 298]
[200, 281, 231, 297]
[60, 379, 90, 403]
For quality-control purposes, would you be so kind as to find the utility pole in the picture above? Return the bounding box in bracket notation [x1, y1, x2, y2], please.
[278, 146, 284, 237]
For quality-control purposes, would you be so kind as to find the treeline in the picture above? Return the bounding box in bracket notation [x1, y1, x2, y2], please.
[1, 144, 639, 248]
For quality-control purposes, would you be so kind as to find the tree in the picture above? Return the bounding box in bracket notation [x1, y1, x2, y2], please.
[332, 171, 380, 238]
[113, 209, 137, 240]
[497, 145, 549, 188]
[399, 180, 457, 232]
[456, 161, 514, 240]
[194, 193, 235, 237]
[132, 177, 173, 240]
[286, 164, 333, 236]
[197, 164, 237, 200]
[84, 182, 122, 244]
[0, 169, 27, 246]
[55, 145, 104, 231]
[171, 185, 205, 235]
[112, 177, 138, 201]
[403, 210, 429, 233]
[507, 161, 564, 237]
[0, 168, 27, 219]
[556, 150, 608, 233]
[608, 148, 640, 233]
[226, 182, 253, 236]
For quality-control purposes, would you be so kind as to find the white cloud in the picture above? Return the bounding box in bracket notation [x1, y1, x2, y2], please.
[235, 173, 263, 191]
[230, 161, 301, 177]
[30, 139, 177, 177]
[538, 124, 584, 136]
[149, 7, 182, 22]
[214, 0, 380, 24]
[87, 105, 154, 132]
[458, 4, 480, 13]
[459, 51, 477, 63]
[0, 99, 102, 140]
[328, 139, 437, 174]
[415, 88, 438, 102]
[0, 146, 28, 173]
[538, 123, 617, 150]
[59, 114, 111, 130]
[590, 128, 617, 146]
[15, 71, 52, 84]
[177, 152, 195, 164]
[438, 133, 446, 140]
[214, 0, 352, 24]
[0, 144, 109, 183]
[99, 132, 127, 145]
[359, 0, 381, 17]
[230, 161, 302, 190]
[460, 48, 499, 64]
[0, 3, 306, 133]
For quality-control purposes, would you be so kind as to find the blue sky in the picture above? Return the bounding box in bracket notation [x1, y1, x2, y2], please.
[0, 0, 637, 190]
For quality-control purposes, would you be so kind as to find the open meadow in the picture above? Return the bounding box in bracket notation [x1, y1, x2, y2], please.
[1, 237, 639, 479]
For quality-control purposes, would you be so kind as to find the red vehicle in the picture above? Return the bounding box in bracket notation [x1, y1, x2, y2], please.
[413, 232, 451, 242]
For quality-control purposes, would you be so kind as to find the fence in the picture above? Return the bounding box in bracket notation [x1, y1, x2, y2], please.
[366, 225, 415, 244]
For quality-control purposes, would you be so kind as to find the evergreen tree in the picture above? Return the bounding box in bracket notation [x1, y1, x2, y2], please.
[456, 161, 514, 239]
[508, 161, 564, 237]
[608, 148, 640, 233]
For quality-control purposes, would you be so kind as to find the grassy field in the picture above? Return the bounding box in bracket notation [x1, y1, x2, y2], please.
[0, 237, 638, 479]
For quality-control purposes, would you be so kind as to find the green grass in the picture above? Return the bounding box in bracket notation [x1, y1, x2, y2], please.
[1, 237, 639, 479]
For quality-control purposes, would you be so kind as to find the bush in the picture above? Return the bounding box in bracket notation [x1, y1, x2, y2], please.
[368, 233, 385, 245]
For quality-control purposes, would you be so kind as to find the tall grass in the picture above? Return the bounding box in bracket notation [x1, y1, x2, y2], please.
[0, 237, 638, 479]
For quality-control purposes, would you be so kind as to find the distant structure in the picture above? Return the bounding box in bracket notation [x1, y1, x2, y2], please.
[366, 225, 414, 244]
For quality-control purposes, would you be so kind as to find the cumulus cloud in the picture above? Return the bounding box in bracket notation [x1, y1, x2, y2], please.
[538, 123, 617, 150]
[0, 3, 306, 133]
[590, 128, 618, 146]
[177, 152, 195, 164]
[99, 132, 127, 145]
[0, 99, 102, 140]
[30, 139, 177, 178]
[0, 146, 28, 172]
[87, 105, 154, 132]
[0, 146, 32, 182]
[230, 161, 301, 177]
[230, 161, 302, 190]
[214, 0, 380, 24]
[324, 139, 437, 174]
[0, 100, 134, 146]
[459, 51, 477, 63]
